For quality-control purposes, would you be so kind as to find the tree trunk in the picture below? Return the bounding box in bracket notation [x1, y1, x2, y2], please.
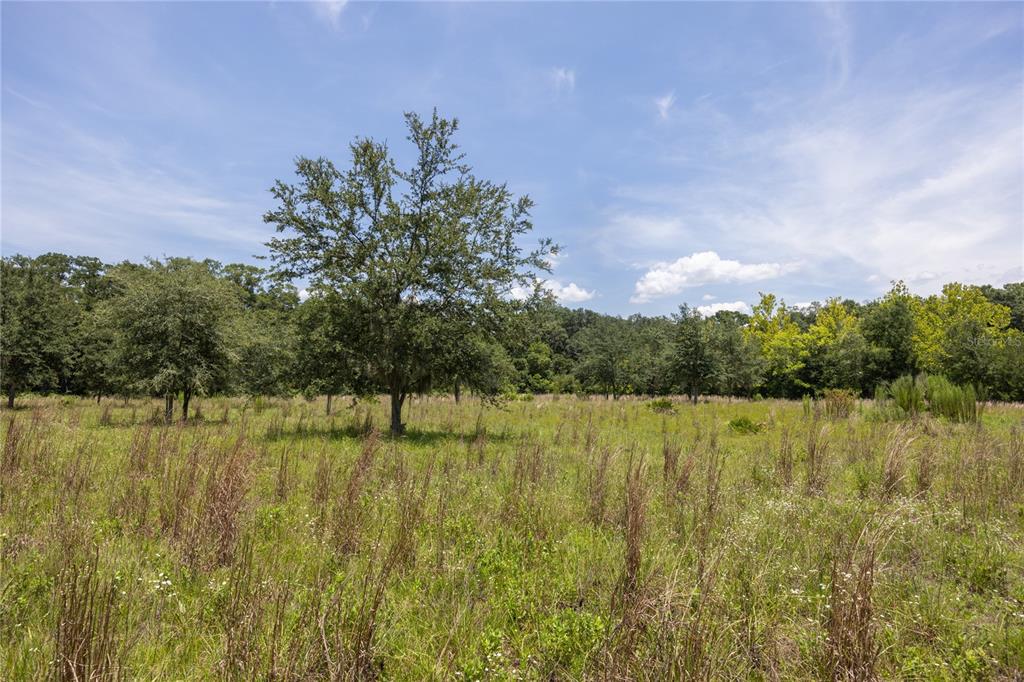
[389, 385, 406, 436]
[326, 394, 333, 416]
[454, 380, 461, 404]
[164, 394, 174, 424]
[182, 388, 191, 421]
[96, 394, 101, 404]
[6, 387, 14, 409]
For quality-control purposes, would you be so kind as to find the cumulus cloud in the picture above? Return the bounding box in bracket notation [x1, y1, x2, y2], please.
[696, 301, 751, 317]
[547, 280, 594, 303]
[511, 279, 595, 304]
[630, 251, 796, 303]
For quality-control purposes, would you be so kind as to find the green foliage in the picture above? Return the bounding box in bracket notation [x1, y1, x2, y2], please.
[535, 608, 605, 675]
[646, 398, 676, 414]
[745, 293, 809, 398]
[671, 305, 716, 402]
[923, 375, 979, 423]
[862, 282, 918, 387]
[0, 256, 76, 406]
[887, 375, 925, 417]
[4, 247, 1024, 409]
[879, 374, 980, 423]
[264, 111, 551, 433]
[728, 415, 763, 434]
[101, 258, 240, 420]
[573, 316, 634, 399]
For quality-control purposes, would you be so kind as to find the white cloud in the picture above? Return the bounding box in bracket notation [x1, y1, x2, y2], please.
[549, 67, 576, 93]
[311, 1, 348, 29]
[701, 293, 717, 301]
[696, 301, 750, 317]
[655, 91, 675, 120]
[631, 251, 796, 304]
[604, 82, 1022, 297]
[510, 279, 595, 304]
[592, 17, 1023, 301]
[547, 280, 595, 303]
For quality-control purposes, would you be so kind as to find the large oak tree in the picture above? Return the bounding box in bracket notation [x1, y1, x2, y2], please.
[264, 111, 551, 434]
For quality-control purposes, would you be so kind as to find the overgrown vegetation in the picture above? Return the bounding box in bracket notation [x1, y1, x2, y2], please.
[2, 395, 1022, 679]
[876, 374, 982, 423]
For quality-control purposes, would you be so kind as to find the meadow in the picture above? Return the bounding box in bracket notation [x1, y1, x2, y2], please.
[1, 395, 1022, 680]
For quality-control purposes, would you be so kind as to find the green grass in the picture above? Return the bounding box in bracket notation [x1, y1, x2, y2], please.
[2, 395, 1023, 679]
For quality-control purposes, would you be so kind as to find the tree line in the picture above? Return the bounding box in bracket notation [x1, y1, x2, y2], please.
[2, 112, 1022, 433]
[4, 252, 1021, 414]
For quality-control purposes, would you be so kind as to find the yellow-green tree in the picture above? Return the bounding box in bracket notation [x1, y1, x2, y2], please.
[806, 299, 869, 391]
[744, 293, 808, 397]
[912, 283, 1012, 384]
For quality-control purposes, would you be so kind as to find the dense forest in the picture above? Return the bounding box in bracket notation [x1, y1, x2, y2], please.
[3, 251, 1022, 412]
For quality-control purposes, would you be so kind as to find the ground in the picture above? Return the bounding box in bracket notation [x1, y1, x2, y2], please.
[2, 394, 1022, 680]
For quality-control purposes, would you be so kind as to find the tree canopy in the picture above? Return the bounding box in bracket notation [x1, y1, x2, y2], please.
[263, 110, 552, 433]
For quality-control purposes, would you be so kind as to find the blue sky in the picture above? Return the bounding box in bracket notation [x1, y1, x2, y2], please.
[2, 1, 1022, 316]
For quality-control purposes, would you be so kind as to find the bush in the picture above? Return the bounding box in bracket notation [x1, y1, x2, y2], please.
[924, 375, 978, 423]
[823, 388, 857, 420]
[551, 374, 581, 395]
[728, 416, 763, 434]
[879, 374, 980, 423]
[887, 375, 925, 416]
[646, 398, 676, 414]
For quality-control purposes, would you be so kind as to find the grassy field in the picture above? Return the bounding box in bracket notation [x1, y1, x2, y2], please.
[2, 395, 1022, 680]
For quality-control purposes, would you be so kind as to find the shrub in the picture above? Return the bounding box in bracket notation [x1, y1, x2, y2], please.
[646, 398, 676, 414]
[551, 374, 581, 395]
[887, 375, 924, 416]
[823, 388, 857, 420]
[924, 375, 978, 423]
[728, 416, 763, 435]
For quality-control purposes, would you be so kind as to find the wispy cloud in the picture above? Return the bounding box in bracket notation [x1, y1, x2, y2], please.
[310, 0, 349, 29]
[819, 2, 852, 90]
[655, 91, 675, 120]
[631, 251, 796, 304]
[2, 121, 267, 260]
[549, 67, 576, 93]
[603, 31, 1022, 301]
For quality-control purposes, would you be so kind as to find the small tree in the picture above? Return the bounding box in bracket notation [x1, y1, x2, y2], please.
[265, 110, 551, 434]
[104, 259, 238, 422]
